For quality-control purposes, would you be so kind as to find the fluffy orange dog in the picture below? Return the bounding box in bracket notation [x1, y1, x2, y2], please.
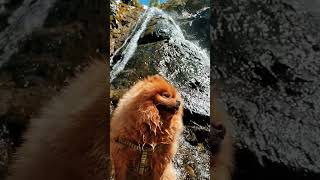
[110, 75, 183, 180]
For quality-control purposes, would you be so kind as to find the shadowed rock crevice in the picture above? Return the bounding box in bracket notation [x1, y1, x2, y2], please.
[234, 148, 320, 180]
[0, 0, 24, 31]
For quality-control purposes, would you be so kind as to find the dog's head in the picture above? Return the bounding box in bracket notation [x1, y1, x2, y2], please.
[119, 75, 184, 141]
[134, 75, 183, 123]
[154, 89, 181, 121]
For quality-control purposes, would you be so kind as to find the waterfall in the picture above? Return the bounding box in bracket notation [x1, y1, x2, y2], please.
[110, 7, 210, 92]
[163, 12, 210, 65]
[110, 8, 156, 82]
[110, 9, 147, 66]
[155, 10, 210, 115]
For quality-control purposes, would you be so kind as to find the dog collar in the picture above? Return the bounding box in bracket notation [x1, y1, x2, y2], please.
[116, 137, 157, 152]
[115, 137, 161, 175]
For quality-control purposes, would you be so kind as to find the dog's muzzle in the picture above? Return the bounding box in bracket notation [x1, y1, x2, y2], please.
[174, 100, 181, 110]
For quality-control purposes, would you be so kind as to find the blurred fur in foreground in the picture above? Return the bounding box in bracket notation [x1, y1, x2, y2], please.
[210, 89, 234, 180]
[7, 60, 108, 180]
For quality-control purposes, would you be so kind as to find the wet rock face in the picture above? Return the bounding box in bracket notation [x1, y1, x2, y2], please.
[0, 0, 59, 67]
[0, 0, 24, 31]
[160, 1, 210, 49]
[160, 0, 209, 14]
[212, 0, 320, 179]
[184, 0, 210, 13]
[138, 16, 173, 44]
[139, 7, 210, 50]
[174, 8, 210, 49]
[174, 138, 210, 179]
[0, 124, 13, 180]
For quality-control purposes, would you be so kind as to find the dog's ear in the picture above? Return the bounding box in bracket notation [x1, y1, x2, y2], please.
[137, 102, 161, 135]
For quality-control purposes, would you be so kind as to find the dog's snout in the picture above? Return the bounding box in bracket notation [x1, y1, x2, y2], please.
[175, 100, 181, 109]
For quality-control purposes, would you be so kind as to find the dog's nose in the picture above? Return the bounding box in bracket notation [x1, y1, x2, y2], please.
[175, 100, 181, 109]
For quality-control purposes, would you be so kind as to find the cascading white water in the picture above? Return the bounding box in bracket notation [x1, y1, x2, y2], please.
[164, 12, 210, 64]
[0, 0, 58, 68]
[110, 7, 210, 83]
[110, 9, 147, 66]
[110, 7, 157, 82]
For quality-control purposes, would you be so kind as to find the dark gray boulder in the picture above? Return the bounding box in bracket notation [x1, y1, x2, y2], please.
[212, 0, 320, 179]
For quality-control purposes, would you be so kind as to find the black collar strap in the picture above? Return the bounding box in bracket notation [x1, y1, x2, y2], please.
[116, 137, 158, 152]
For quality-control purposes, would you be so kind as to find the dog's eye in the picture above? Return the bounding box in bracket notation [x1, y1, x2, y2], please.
[161, 92, 170, 98]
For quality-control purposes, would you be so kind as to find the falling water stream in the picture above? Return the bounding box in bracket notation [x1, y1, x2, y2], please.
[110, 7, 156, 82]
[110, 7, 209, 83]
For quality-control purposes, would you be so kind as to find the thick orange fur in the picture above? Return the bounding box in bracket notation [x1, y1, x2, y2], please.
[7, 60, 108, 180]
[110, 75, 183, 180]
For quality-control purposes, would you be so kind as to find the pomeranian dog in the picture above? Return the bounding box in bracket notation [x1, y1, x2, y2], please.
[110, 75, 183, 180]
[7, 60, 108, 180]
